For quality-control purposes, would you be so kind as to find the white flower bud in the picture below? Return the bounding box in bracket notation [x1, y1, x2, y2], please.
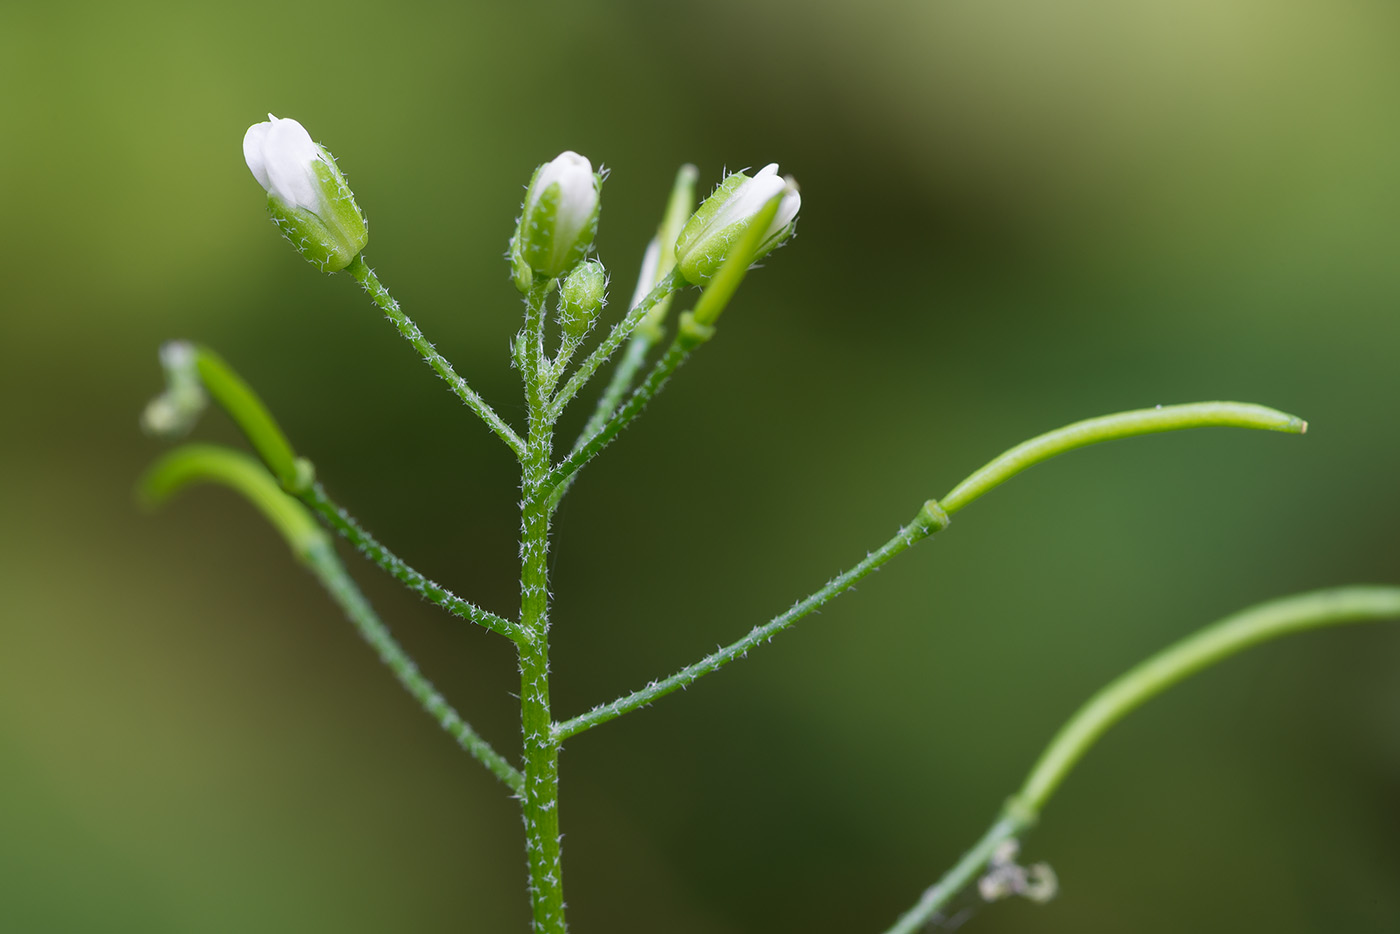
[674, 164, 800, 285]
[518, 151, 602, 279]
[243, 114, 368, 272]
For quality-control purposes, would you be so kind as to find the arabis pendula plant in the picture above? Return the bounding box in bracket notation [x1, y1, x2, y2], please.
[674, 163, 800, 285]
[517, 150, 602, 281]
[136, 112, 1400, 934]
[243, 114, 368, 272]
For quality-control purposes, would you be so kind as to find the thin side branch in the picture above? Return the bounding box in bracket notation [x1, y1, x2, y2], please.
[303, 483, 524, 641]
[307, 540, 525, 794]
[553, 504, 949, 741]
[347, 256, 525, 459]
[546, 334, 693, 504]
[548, 270, 685, 418]
[882, 586, 1400, 932]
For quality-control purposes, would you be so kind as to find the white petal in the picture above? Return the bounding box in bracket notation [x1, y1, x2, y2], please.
[629, 238, 661, 309]
[262, 116, 325, 212]
[765, 179, 801, 240]
[242, 120, 273, 191]
[709, 165, 786, 233]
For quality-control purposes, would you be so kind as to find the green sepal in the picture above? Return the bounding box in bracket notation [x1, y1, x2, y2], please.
[519, 169, 602, 279]
[265, 151, 368, 273]
[558, 260, 607, 339]
[674, 171, 796, 285]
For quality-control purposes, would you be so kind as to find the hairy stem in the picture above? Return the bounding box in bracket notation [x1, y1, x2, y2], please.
[548, 270, 685, 419]
[302, 483, 523, 640]
[306, 540, 525, 794]
[553, 501, 951, 741]
[576, 164, 698, 441]
[347, 255, 525, 458]
[140, 444, 523, 793]
[546, 332, 696, 507]
[518, 286, 566, 933]
[557, 401, 1305, 739]
[883, 586, 1400, 932]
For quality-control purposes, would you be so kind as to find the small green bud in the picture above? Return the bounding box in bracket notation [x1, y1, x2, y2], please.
[518, 151, 602, 279]
[558, 260, 607, 339]
[674, 164, 800, 286]
[141, 341, 207, 437]
[243, 114, 368, 272]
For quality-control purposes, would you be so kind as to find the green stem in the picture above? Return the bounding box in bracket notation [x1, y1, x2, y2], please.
[346, 255, 525, 459]
[518, 288, 566, 933]
[883, 586, 1400, 932]
[302, 483, 523, 641]
[553, 501, 951, 741]
[306, 540, 525, 794]
[882, 814, 1031, 934]
[1015, 585, 1400, 813]
[548, 204, 780, 504]
[580, 332, 652, 446]
[555, 400, 1305, 741]
[545, 332, 697, 506]
[939, 402, 1305, 516]
[191, 346, 309, 493]
[547, 270, 685, 419]
[575, 164, 698, 441]
[140, 444, 523, 794]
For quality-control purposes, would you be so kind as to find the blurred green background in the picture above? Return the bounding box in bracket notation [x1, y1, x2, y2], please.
[3, 0, 1400, 931]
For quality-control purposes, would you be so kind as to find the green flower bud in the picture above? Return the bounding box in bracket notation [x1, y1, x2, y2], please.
[518, 151, 602, 279]
[674, 164, 800, 285]
[141, 341, 207, 437]
[243, 114, 368, 272]
[558, 260, 607, 339]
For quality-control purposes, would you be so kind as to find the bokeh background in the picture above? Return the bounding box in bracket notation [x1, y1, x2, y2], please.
[4, 1, 1400, 931]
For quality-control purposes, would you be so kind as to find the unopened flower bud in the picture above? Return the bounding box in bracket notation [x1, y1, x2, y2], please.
[243, 114, 368, 272]
[141, 341, 207, 437]
[558, 260, 607, 339]
[518, 151, 602, 279]
[674, 164, 800, 285]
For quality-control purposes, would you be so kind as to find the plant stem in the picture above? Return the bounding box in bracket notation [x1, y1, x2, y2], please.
[548, 270, 685, 419]
[302, 482, 523, 640]
[553, 501, 951, 741]
[556, 400, 1307, 741]
[545, 332, 696, 506]
[518, 285, 566, 933]
[306, 539, 525, 794]
[140, 444, 524, 793]
[881, 813, 1031, 934]
[574, 164, 698, 443]
[881, 586, 1400, 932]
[939, 402, 1305, 516]
[1015, 585, 1400, 812]
[346, 255, 525, 459]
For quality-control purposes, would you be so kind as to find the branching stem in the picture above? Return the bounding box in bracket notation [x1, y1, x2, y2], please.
[556, 401, 1304, 740]
[545, 332, 696, 505]
[139, 445, 523, 794]
[547, 270, 685, 419]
